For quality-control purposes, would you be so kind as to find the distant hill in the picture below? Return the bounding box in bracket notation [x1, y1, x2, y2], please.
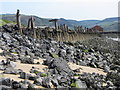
[1, 14, 119, 31]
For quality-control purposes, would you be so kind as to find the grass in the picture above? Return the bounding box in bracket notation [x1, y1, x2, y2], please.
[34, 70, 39, 74]
[0, 74, 4, 78]
[74, 73, 79, 77]
[0, 19, 6, 26]
[51, 53, 59, 58]
[12, 52, 18, 54]
[0, 19, 16, 26]
[83, 49, 89, 53]
[40, 73, 47, 77]
[70, 82, 79, 88]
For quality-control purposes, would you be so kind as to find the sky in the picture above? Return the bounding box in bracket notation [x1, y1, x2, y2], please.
[0, 0, 119, 20]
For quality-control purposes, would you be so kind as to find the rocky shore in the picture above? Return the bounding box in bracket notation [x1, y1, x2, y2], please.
[0, 29, 120, 89]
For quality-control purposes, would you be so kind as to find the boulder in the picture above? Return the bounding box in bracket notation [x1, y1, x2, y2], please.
[49, 58, 74, 76]
[0, 85, 11, 90]
[71, 80, 87, 89]
[20, 57, 34, 64]
[4, 68, 22, 74]
[12, 81, 21, 89]
[34, 77, 43, 86]
[20, 72, 30, 79]
[42, 77, 53, 88]
[0, 78, 11, 86]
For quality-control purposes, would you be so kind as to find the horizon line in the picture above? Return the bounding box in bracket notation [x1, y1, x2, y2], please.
[0, 13, 119, 21]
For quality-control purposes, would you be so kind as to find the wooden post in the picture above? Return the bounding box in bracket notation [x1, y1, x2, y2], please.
[31, 16, 36, 38]
[31, 16, 35, 29]
[27, 18, 31, 29]
[49, 19, 58, 32]
[16, 9, 22, 34]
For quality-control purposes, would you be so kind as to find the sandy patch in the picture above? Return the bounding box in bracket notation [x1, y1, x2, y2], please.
[0, 49, 3, 53]
[0, 57, 46, 88]
[0, 56, 6, 61]
[68, 62, 106, 75]
[14, 61, 47, 74]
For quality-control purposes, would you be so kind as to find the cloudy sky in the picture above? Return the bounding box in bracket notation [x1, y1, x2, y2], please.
[0, 0, 119, 20]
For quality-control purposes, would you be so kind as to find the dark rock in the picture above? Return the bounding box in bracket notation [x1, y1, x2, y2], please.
[106, 72, 120, 87]
[4, 68, 22, 74]
[75, 80, 87, 88]
[42, 77, 53, 88]
[73, 68, 80, 73]
[104, 65, 110, 72]
[28, 82, 35, 89]
[20, 57, 34, 64]
[0, 60, 16, 68]
[0, 78, 11, 86]
[51, 78, 59, 87]
[28, 75, 36, 80]
[34, 77, 43, 86]
[2, 24, 17, 33]
[49, 58, 74, 76]
[12, 81, 21, 89]
[58, 49, 66, 57]
[19, 72, 30, 79]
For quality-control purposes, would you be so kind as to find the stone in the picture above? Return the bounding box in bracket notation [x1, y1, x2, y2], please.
[9, 61, 16, 68]
[104, 65, 110, 72]
[2, 24, 17, 33]
[107, 81, 114, 86]
[12, 81, 21, 89]
[106, 72, 120, 87]
[71, 80, 87, 88]
[51, 78, 59, 87]
[20, 57, 34, 64]
[0, 65, 5, 70]
[0, 85, 11, 90]
[2, 33, 11, 40]
[0, 78, 11, 86]
[73, 68, 80, 73]
[4, 68, 21, 74]
[49, 58, 74, 76]
[20, 72, 29, 79]
[34, 77, 43, 86]
[42, 77, 53, 88]
[28, 83, 35, 89]
[58, 49, 66, 57]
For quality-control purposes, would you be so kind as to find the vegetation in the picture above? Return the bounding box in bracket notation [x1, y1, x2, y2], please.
[70, 82, 79, 88]
[51, 53, 59, 58]
[1, 14, 119, 31]
[40, 73, 47, 77]
[0, 19, 16, 26]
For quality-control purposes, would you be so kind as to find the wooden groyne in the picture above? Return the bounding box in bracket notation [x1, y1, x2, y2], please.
[1, 9, 120, 42]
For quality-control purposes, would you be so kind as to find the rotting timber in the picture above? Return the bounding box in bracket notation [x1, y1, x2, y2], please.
[1, 9, 120, 42]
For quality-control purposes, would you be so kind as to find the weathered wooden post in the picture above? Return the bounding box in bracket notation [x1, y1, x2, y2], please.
[31, 16, 35, 29]
[49, 19, 58, 40]
[27, 18, 31, 29]
[16, 9, 22, 34]
[31, 16, 36, 38]
[49, 19, 58, 32]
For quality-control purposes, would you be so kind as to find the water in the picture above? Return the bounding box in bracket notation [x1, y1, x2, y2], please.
[108, 38, 120, 42]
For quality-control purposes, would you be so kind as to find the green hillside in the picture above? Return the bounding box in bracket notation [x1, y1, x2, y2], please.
[1, 14, 119, 31]
[0, 19, 16, 26]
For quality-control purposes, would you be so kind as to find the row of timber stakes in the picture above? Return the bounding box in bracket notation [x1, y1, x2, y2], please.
[16, 9, 36, 38]
[15, 9, 105, 42]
